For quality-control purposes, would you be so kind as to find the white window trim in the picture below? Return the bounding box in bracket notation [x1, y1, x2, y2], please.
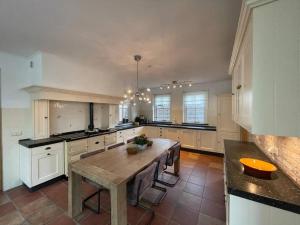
[183, 91, 208, 124]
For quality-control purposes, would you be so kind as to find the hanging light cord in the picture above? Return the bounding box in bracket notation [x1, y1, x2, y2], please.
[136, 59, 139, 90]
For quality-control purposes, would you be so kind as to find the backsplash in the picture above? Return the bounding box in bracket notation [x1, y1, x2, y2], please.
[255, 135, 300, 187]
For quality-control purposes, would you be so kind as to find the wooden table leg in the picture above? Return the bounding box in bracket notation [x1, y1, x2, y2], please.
[174, 151, 180, 176]
[68, 170, 82, 218]
[110, 182, 127, 225]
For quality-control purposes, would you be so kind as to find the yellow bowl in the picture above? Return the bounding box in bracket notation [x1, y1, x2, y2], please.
[240, 158, 277, 172]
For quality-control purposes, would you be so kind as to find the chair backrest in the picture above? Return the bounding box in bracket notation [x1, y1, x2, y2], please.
[128, 162, 157, 206]
[156, 151, 169, 178]
[167, 143, 181, 166]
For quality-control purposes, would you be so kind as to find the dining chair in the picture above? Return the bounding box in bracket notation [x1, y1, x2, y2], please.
[80, 153, 105, 214]
[127, 162, 157, 224]
[156, 143, 181, 187]
[149, 151, 169, 205]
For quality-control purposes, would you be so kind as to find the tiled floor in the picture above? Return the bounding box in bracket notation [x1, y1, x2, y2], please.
[0, 151, 225, 225]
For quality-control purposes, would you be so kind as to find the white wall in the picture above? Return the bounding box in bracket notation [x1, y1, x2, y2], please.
[139, 79, 232, 126]
[0, 52, 33, 190]
[40, 52, 135, 97]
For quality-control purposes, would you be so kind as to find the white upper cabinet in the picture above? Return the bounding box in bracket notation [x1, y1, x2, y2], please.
[33, 100, 49, 139]
[229, 0, 300, 137]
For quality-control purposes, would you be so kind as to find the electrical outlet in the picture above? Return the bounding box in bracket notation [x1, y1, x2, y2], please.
[11, 130, 23, 136]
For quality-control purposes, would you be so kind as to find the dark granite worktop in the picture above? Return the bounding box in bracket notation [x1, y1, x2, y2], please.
[19, 137, 64, 148]
[19, 123, 216, 148]
[224, 140, 300, 214]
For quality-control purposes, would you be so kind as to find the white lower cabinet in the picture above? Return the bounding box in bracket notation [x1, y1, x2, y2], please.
[164, 128, 179, 141]
[180, 129, 197, 149]
[144, 126, 160, 138]
[87, 136, 105, 152]
[217, 131, 240, 153]
[20, 142, 64, 188]
[197, 131, 217, 152]
[228, 195, 299, 225]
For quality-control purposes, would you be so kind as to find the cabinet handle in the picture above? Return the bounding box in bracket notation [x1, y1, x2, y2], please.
[236, 84, 242, 90]
[47, 153, 51, 156]
[95, 141, 100, 144]
[44, 117, 48, 119]
[232, 93, 235, 96]
[45, 147, 51, 150]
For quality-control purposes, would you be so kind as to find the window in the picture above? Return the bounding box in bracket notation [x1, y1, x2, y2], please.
[183, 92, 208, 123]
[153, 95, 171, 121]
[119, 104, 129, 121]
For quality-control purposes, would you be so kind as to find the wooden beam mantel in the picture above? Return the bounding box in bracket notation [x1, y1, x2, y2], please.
[23, 85, 122, 104]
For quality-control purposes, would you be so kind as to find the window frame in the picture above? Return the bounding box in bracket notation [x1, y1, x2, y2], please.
[153, 94, 172, 122]
[182, 91, 208, 124]
[119, 103, 129, 122]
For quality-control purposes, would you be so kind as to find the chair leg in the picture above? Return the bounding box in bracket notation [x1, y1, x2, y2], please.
[83, 189, 102, 214]
[151, 182, 167, 205]
[138, 201, 155, 225]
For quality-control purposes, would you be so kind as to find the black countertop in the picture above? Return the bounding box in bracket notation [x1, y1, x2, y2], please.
[19, 137, 65, 148]
[224, 140, 300, 214]
[19, 124, 216, 148]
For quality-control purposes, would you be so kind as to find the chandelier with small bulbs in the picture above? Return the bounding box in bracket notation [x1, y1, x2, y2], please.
[121, 55, 151, 106]
[159, 80, 193, 90]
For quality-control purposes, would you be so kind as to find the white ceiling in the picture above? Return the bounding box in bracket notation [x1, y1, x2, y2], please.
[0, 0, 241, 87]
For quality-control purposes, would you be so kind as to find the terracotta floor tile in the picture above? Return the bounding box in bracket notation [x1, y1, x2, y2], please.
[13, 191, 43, 209]
[127, 205, 146, 225]
[0, 211, 25, 225]
[19, 196, 53, 218]
[79, 210, 111, 225]
[184, 183, 204, 197]
[188, 176, 206, 186]
[197, 213, 225, 225]
[171, 203, 199, 225]
[200, 199, 226, 222]
[6, 185, 31, 200]
[137, 212, 168, 225]
[203, 186, 225, 204]
[0, 202, 16, 217]
[26, 203, 63, 225]
[154, 198, 176, 219]
[177, 192, 202, 212]
[48, 214, 76, 225]
[0, 192, 10, 206]
[173, 179, 186, 191]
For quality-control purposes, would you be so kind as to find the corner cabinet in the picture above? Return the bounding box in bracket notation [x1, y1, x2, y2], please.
[20, 142, 64, 188]
[229, 0, 300, 137]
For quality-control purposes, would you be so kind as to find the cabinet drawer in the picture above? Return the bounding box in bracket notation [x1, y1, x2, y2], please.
[31, 142, 64, 156]
[68, 139, 88, 156]
[88, 136, 105, 152]
[105, 133, 117, 146]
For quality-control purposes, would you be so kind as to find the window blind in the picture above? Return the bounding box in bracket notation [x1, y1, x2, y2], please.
[183, 92, 208, 123]
[153, 95, 171, 121]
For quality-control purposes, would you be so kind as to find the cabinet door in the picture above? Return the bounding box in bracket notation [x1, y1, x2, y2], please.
[217, 131, 240, 153]
[88, 136, 105, 152]
[180, 129, 197, 149]
[217, 95, 240, 133]
[165, 128, 179, 141]
[109, 105, 118, 128]
[105, 133, 117, 146]
[144, 127, 160, 138]
[32, 149, 64, 186]
[197, 131, 217, 152]
[232, 55, 243, 124]
[33, 100, 49, 139]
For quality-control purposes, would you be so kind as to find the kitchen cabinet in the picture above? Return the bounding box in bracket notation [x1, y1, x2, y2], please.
[65, 139, 88, 176]
[116, 131, 124, 143]
[197, 131, 217, 152]
[104, 133, 117, 146]
[33, 100, 49, 139]
[144, 126, 160, 138]
[228, 195, 299, 225]
[180, 129, 197, 149]
[108, 105, 118, 128]
[87, 136, 105, 152]
[229, 0, 300, 137]
[163, 128, 179, 141]
[20, 142, 64, 188]
[217, 131, 240, 153]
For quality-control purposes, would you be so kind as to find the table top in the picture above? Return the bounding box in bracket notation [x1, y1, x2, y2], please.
[71, 138, 178, 188]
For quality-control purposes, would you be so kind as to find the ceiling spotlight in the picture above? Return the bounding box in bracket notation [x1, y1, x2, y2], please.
[130, 96, 134, 100]
[179, 84, 183, 88]
[167, 85, 170, 89]
[139, 97, 143, 101]
[189, 83, 192, 87]
[143, 97, 146, 100]
[148, 101, 151, 104]
[141, 92, 144, 96]
[147, 88, 151, 92]
[127, 89, 132, 94]
[133, 102, 136, 106]
[123, 94, 128, 98]
[173, 85, 176, 89]
[146, 98, 149, 101]
[160, 87, 163, 90]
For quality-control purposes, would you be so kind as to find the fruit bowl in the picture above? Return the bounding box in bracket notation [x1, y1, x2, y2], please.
[240, 158, 277, 179]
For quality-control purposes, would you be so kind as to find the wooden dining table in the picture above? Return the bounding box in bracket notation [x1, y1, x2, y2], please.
[68, 138, 180, 225]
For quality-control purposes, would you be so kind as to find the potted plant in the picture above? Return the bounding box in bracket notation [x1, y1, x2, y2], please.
[134, 134, 152, 150]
